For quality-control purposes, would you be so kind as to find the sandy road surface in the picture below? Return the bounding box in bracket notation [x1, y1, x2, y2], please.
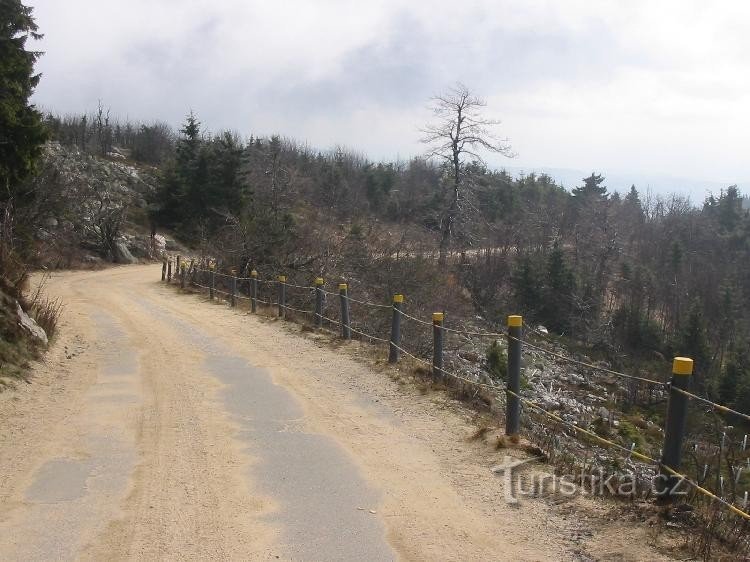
[0, 265, 674, 561]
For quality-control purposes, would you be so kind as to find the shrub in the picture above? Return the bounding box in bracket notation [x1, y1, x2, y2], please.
[486, 341, 507, 381]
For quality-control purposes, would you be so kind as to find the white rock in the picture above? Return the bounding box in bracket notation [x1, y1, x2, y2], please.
[114, 241, 137, 264]
[16, 302, 48, 345]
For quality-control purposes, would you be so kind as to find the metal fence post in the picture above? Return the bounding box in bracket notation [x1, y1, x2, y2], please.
[209, 266, 215, 300]
[432, 312, 444, 379]
[658, 357, 693, 498]
[161, 258, 167, 281]
[167, 258, 172, 282]
[180, 264, 186, 289]
[506, 315, 523, 437]
[389, 294, 404, 363]
[250, 270, 258, 313]
[176, 254, 181, 275]
[231, 274, 237, 307]
[278, 275, 286, 318]
[314, 277, 324, 328]
[189, 259, 196, 285]
[339, 283, 351, 339]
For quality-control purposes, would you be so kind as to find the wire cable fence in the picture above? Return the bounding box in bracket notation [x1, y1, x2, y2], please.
[163, 256, 750, 535]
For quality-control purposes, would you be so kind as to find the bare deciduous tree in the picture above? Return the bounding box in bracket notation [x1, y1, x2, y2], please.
[421, 82, 514, 264]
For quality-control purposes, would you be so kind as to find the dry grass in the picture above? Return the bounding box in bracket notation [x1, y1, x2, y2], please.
[468, 426, 491, 441]
[24, 273, 64, 339]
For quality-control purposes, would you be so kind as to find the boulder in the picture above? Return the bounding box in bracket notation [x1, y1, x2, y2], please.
[165, 239, 181, 251]
[16, 302, 48, 345]
[127, 237, 153, 258]
[459, 351, 481, 363]
[114, 241, 138, 264]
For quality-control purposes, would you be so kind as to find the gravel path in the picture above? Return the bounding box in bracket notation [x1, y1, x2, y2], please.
[0, 265, 675, 561]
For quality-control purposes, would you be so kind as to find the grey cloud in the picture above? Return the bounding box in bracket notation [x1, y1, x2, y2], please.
[28, 0, 750, 190]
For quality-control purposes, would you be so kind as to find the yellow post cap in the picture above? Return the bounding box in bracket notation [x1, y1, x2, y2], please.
[393, 294, 404, 303]
[673, 357, 694, 376]
[508, 315, 523, 327]
[250, 270, 257, 277]
[339, 283, 348, 290]
[315, 277, 324, 285]
[278, 275, 287, 282]
[433, 312, 444, 322]
[208, 264, 215, 270]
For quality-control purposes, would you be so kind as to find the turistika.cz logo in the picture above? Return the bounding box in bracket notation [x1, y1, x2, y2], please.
[491, 456, 686, 504]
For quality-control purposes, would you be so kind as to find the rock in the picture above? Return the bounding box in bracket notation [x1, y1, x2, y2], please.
[459, 351, 480, 363]
[16, 302, 48, 345]
[598, 407, 610, 419]
[536, 325, 549, 334]
[44, 217, 58, 228]
[114, 241, 137, 264]
[153, 234, 167, 249]
[127, 236, 153, 258]
[165, 239, 181, 251]
[83, 254, 103, 264]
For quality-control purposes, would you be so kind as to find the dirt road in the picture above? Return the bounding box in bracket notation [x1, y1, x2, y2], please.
[0, 265, 673, 561]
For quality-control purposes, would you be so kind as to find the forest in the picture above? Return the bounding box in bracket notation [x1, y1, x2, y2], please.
[36, 105, 750, 416]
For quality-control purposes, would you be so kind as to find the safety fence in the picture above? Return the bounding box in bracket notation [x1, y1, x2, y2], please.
[161, 256, 750, 535]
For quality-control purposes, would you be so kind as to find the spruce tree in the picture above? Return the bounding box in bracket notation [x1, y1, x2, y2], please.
[571, 173, 607, 199]
[677, 302, 712, 390]
[541, 242, 576, 333]
[718, 347, 748, 406]
[512, 254, 542, 317]
[0, 0, 48, 200]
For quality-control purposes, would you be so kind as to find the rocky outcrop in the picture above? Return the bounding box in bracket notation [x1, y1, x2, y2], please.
[27, 142, 159, 266]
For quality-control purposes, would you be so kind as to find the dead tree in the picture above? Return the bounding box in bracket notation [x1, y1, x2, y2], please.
[421, 83, 514, 264]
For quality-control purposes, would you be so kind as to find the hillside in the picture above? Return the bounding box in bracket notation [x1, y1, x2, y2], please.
[0, 141, 180, 388]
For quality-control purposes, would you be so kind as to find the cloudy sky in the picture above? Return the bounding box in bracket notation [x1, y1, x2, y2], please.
[28, 0, 750, 197]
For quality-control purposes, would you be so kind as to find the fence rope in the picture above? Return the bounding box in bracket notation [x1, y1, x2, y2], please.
[170, 264, 750, 523]
[348, 324, 390, 343]
[507, 334, 666, 387]
[671, 386, 750, 423]
[393, 308, 665, 386]
[389, 341, 502, 391]
[321, 314, 342, 326]
[394, 308, 434, 326]
[342, 294, 392, 309]
[442, 325, 504, 337]
[282, 282, 315, 290]
[281, 303, 313, 315]
[505, 387, 750, 521]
